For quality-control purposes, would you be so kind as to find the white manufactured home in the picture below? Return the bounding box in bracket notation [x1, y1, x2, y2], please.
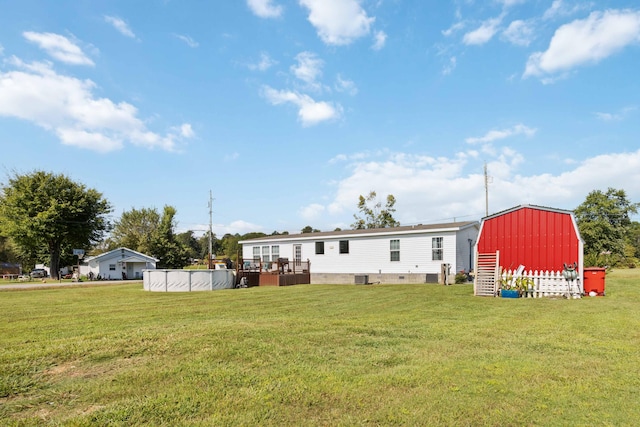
[240, 221, 479, 284]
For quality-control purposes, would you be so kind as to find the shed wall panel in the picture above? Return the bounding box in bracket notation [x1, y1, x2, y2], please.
[478, 207, 580, 272]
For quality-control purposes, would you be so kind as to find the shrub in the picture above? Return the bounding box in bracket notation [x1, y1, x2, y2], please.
[454, 272, 467, 284]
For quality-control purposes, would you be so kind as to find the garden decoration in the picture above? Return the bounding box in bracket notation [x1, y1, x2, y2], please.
[562, 262, 579, 298]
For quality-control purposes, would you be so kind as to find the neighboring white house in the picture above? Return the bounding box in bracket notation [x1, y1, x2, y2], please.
[239, 221, 479, 284]
[80, 247, 158, 280]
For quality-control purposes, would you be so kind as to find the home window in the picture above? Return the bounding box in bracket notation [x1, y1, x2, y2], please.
[271, 245, 279, 260]
[390, 239, 400, 262]
[315, 241, 325, 255]
[432, 237, 443, 261]
[253, 246, 260, 261]
[262, 246, 270, 262]
[109, 264, 116, 271]
[339, 240, 349, 254]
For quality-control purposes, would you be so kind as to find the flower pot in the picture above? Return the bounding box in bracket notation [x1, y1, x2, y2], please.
[501, 289, 520, 298]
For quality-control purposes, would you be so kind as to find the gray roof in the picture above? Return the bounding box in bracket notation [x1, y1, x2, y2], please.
[84, 247, 159, 262]
[240, 221, 478, 243]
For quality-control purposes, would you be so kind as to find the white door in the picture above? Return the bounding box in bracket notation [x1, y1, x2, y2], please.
[294, 244, 302, 266]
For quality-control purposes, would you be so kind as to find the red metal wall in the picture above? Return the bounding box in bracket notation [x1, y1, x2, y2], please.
[478, 207, 580, 272]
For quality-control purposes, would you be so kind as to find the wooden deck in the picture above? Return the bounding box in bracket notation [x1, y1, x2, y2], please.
[236, 258, 311, 287]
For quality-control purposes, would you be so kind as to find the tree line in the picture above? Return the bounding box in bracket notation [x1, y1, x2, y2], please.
[1, 171, 639, 279]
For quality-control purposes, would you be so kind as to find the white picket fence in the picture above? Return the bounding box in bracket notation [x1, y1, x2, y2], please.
[500, 269, 583, 298]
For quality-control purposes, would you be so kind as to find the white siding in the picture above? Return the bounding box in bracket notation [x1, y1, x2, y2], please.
[242, 227, 477, 276]
[81, 248, 157, 279]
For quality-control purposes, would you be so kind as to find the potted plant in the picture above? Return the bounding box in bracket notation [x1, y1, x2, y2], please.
[498, 270, 534, 298]
[514, 276, 535, 298]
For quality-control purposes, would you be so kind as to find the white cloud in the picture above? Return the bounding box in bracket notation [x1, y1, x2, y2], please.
[442, 21, 465, 37]
[543, 0, 564, 20]
[329, 154, 348, 164]
[594, 106, 636, 121]
[0, 43, 4, 56]
[249, 52, 277, 71]
[299, 203, 325, 220]
[335, 74, 358, 95]
[321, 151, 499, 224]
[214, 220, 264, 236]
[329, 150, 376, 164]
[23, 32, 94, 66]
[299, 0, 375, 45]
[0, 57, 191, 153]
[502, 20, 535, 46]
[310, 148, 640, 229]
[497, 0, 526, 7]
[466, 124, 537, 144]
[179, 123, 195, 138]
[104, 15, 137, 39]
[173, 34, 199, 48]
[524, 10, 640, 79]
[594, 112, 617, 121]
[291, 51, 324, 88]
[543, 0, 592, 21]
[261, 85, 342, 126]
[54, 128, 122, 152]
[463, 15, 504, 45]
[224, 152, 240, 162]
[442, 56, 457, 75]
[247, 0, 283, 18]
[372, 30, 387, 50]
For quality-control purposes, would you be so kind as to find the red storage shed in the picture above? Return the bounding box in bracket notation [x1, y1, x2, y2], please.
[474, 205, 584, 296]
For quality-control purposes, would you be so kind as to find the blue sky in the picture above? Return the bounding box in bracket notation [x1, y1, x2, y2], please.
[1, 0, 639, 237]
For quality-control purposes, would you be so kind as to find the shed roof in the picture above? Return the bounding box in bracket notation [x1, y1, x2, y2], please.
[483, 204, 574, 221]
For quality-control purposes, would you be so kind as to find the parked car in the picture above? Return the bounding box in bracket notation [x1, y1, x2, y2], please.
[30, 268, 48, 278]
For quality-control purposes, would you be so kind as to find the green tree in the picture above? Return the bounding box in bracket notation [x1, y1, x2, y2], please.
[149, 206, 190, 269]
[351, 191, 400, 229]
[176, 230, 202, 261]
[625, 221, 640, 267]
[241, 232, 268, 240]
[0, 171, 112, 279]
[197, 230, 220, 261]
[108, 207, 160, 254]
[217, 232, 269, 262]
[219, 233, 240, 262]
[575, 188, 639, 267]
[0, 235, 19, 264]
[301, 226, 320, 233]
[109, 205, 190, 268]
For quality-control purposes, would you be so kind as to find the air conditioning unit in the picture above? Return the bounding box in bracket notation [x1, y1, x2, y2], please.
[354, 274, 369, 285]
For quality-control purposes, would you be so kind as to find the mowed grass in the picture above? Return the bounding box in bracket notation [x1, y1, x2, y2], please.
[1, 271, 639, 426]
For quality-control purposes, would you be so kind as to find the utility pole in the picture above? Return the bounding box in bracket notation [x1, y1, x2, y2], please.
[208, 190, 213, 269]
[484, 162, 489, 217]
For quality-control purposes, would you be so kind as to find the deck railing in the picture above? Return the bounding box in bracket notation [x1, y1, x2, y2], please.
[236, 258, 311, 286]
[238, 258, 310, 274]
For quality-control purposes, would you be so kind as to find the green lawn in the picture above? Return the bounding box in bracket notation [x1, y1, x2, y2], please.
[1, 270, 639, 426]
